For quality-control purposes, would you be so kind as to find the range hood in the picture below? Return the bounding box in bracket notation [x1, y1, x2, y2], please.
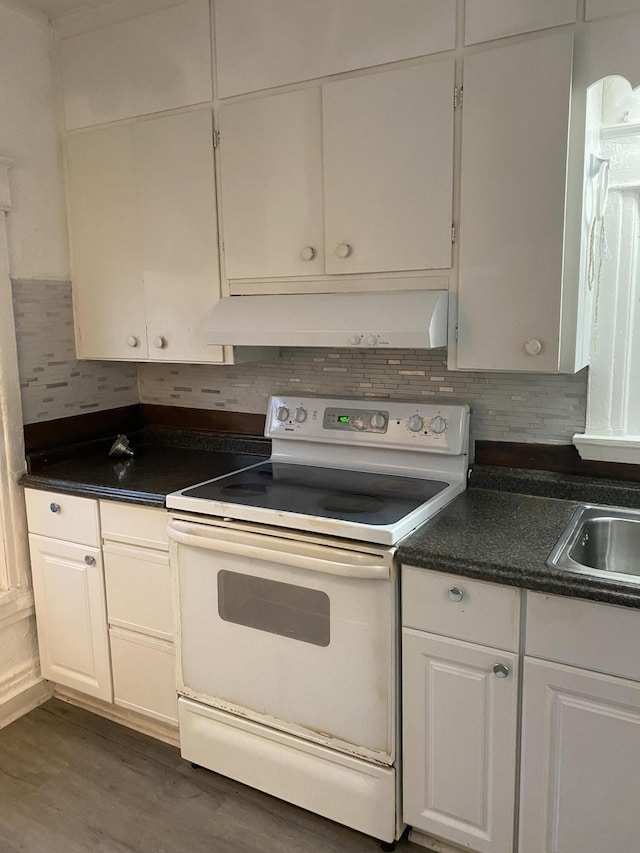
[206, 290, 449, 349]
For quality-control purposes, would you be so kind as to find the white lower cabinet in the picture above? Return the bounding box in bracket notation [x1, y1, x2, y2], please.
[401, 567, 520, 853]
[519, 658, 640, 853]
[100, 501, 178, 726]
[28, 534, 112, 702]
[25, 488, 177, 728]
[403, 631, 518, 853]
[519, 591, 640, 853]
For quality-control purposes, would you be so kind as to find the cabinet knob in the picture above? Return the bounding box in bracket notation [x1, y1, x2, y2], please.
[127, 336, 139, 348]
[493, 663, 510, 678]
[335, 242, 352, 259]
[524, 338, 542, 356]
[448, 586, 464, 602]
[49, 502, 60, 514]
[84, 555, 96, 567]
[153, 336, 167, 349]
[300, 246, 316, 261]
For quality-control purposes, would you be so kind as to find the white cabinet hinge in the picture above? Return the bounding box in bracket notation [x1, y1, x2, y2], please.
[455, 324, 459, 342]
[213, 130, 220, 149]
[451, 222, 456, 243]
[454, 86, 463, 111]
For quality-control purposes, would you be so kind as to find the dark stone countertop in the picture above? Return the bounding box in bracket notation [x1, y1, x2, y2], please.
[21, 432, 640, 608]
[21, 428, 270, 507]
[398, 466, 640, 609]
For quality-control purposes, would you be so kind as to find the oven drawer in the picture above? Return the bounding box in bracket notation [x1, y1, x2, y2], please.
[402, 566, 521, 652]
[178, 697, 397, 843]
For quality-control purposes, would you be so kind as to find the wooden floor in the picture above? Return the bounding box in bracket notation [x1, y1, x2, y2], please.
[0, 700, 419, 853]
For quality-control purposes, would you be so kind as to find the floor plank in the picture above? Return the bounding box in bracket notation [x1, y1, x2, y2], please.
[0, 700, 418, 853]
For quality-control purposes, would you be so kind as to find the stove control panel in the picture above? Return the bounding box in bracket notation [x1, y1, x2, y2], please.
[267, 396, 470, 455]
[323, 407, 389, 433]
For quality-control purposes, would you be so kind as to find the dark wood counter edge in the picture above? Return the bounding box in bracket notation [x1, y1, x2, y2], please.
[24, 404, 268, 455]
[140, 404, 266, 437]
[475, 440, 640, 482]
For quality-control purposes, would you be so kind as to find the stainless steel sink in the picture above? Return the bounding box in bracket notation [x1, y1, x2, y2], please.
[547, 504, 640, 584]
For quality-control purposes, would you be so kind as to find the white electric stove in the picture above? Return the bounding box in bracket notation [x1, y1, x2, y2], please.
[167, 395, 470, 545]
[167, 396, 470, 847]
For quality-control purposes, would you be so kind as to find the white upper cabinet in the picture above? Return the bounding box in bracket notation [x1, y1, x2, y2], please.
[464, 0, 577, 45]
[67, 108, 224, 363]
[214, 0, 456, 98]
[456, 32, 583, 372]
[219, 61, 455, 285]
[586, 0, 640, 20]
[60, 0, 212, 129]
[135, 110, 222, 364]
[67, 125, 148, 360]
[323, 63, 454, 275]
[219, 89, 324, 280]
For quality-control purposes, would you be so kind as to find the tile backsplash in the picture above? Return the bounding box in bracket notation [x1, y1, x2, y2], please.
[138, 349, 588, 444]
[12, 280, 138, 423]
[13, 279, 588, 444]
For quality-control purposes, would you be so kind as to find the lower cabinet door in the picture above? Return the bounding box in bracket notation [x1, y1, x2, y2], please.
[402, 629, 518, 853]
[29, 534, 112, 701]
[110, 627, 178, 725]
[519, 657, 640, 853]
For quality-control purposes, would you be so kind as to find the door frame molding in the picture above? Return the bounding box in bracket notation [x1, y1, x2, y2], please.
[0, 156, 30, 591]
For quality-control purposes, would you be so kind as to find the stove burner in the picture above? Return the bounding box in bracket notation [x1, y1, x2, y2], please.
[221, 483, 269, 497]
[319, 493, 385, 515]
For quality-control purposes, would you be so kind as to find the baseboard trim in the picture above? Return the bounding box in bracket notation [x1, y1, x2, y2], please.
[54, 687, 180, 748]
[0, 679, 53, 730]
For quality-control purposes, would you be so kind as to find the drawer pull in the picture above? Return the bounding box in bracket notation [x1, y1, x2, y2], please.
[448, 586, 464, 602]
[493, 663, 509, 678]
[84, 555, 96, 567]
[49, 502, 61, 514]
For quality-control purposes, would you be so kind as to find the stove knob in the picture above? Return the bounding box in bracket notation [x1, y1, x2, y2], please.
[366, 334, 378, 347]
[370, 412, 387, 430]
[429, 416, 447, 435]
[408, 414, 424, 432]
[349, 333, 362, 346]
[294, 407, 307, 423]
[276, 406, 290, 422]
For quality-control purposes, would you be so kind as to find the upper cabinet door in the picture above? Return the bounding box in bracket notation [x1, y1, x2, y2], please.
[219, 89, 324, 280]
[214, 0, 456, 98]
[465, 0, 577, 45]
[66, 125, 148, 360]
[323, 62, 455, 275]
[457, 32, 574, 372]
[587, 0, 640, 20]
[60, 0, 212, 129]
[135, 109, 223, 364]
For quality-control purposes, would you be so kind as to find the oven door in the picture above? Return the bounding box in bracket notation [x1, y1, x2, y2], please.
[168, 516, 397, 765]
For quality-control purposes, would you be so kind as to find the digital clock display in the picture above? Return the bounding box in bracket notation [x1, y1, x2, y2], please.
[338, 415, 351, 424]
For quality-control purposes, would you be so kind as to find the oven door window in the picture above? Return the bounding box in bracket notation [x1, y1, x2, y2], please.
[217, 570, 330, 647]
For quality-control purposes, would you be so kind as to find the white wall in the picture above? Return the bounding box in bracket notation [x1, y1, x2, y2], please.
[0, 3, 69, 279]
[0, 4, 63, 726]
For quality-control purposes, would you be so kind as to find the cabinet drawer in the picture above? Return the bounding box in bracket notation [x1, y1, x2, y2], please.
[25, 489, 99, 547]
[110, 627, 177, 725]
[104, 542, 172, 640]
[526, 592, 640, 682]
[100, 501, 168, 549]
[402, 566, 520, 652]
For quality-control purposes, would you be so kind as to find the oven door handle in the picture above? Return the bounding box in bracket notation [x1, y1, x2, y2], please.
[167, 520, 392, 579]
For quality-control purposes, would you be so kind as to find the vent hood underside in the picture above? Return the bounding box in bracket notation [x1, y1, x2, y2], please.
[206, 290, 449, 349]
